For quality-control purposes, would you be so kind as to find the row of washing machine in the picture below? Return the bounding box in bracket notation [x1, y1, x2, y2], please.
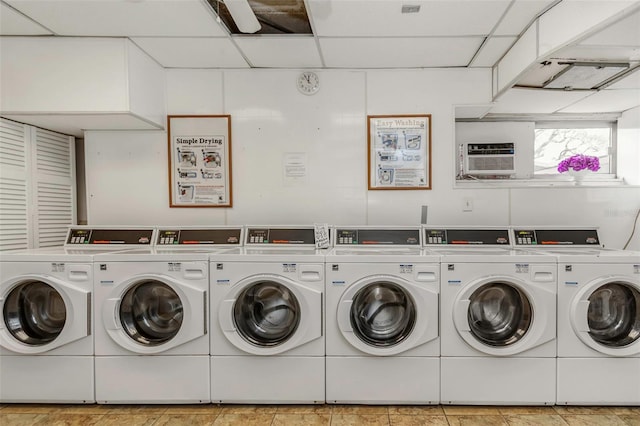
[0, 225, 638, 406]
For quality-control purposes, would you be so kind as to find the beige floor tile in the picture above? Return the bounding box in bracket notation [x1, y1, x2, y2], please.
[442, 406, 502, 415]
[0, 413, 49, 426]
[554, 407, 621, 415]
[446, 415, 508, 426]
[93, 414, 161, 426]
[102, 404, 169, 415]
[153, 413, 218, 426]
[618, 415, 640, 426]
[612, 408, 640, 415]
[503, 414, 569, 426]
[330, 413, 391, 426]
[389, 414, 449, 425]
[388, 406, 445, 415]
[332, 405, 389, 414]
[561, 414, 629, 426]
[220, 404, 279, 414]
[276, 405, 332, 414]
[54, 404, 112, 414]
[498, 406, 557, 415]
[164, 405, 223, 415]
[0, 404, 65, 414]
[213, 413, 275, 425]
[32, 413, 105, 425]
[272, 413, 331, 425]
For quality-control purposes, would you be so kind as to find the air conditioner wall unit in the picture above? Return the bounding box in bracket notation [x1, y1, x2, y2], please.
[464, 142, 515, 175]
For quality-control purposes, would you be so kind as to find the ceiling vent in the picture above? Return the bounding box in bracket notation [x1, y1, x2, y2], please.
[401, 5, 421, 14]
[543, 62, 630, 90]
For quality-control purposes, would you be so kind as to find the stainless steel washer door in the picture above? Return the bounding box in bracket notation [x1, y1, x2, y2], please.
[233, 281, 301, 347]
[119, 280, 183, 346]
[3, 281, 66, 346]
[467, 282, 532, 347]
[350, 282, 416, 348]
[587, 282, 640, 347]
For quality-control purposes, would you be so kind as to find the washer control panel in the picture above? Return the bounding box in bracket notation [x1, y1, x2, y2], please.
[513, 229, 600, 247]
[423, 228, 510, 246]
[156, 228, 242, 246]
[66, 228, 154, 246]
[335, 228, 420, 246]
[246, 227, 316, 245]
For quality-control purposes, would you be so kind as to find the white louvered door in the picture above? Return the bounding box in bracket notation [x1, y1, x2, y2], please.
[31, 127, 76, 248]
[0, 118, 76, 251]
[0, 119, 30, 250]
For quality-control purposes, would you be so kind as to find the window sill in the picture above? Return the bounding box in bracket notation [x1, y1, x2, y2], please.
[454, 176, 631, 188]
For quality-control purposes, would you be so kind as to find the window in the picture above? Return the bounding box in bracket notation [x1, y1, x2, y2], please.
[534, 122, 615, 175]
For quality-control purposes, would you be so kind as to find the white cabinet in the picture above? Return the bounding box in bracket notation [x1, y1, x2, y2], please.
[0, 37, 165, 137]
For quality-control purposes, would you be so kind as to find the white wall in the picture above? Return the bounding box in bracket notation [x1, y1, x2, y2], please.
[84, 68, 640, 249]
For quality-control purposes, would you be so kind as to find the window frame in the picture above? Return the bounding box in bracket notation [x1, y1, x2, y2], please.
[533, 120, 618, 179]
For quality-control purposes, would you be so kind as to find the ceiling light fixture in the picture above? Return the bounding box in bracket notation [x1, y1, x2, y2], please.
[543, 62, 629, 90]
[223, 0, 261, 33]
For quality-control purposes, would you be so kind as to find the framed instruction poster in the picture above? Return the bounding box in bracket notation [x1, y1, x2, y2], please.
[367, 114, 432, 190]
[168, 115, 232, 207]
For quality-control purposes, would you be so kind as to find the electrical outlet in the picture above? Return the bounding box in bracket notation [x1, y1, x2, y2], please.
[463, 198, 473, 212]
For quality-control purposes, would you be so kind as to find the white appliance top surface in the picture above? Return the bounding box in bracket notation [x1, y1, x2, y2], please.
[431, 248, 555, 263]
[325, 247, 438, 262]
[92, 247, 239, 261]
[215, 247, 327, 262]
[0, 246, 134, 261]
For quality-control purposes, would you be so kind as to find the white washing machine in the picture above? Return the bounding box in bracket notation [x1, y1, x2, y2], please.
[93, 226, 243, 404]
[513, 228, 640, 405]
[425, 227, 557, 405]
[325, 226, 439, 404]
[0, 226, 154, 403]
[210, 226, 325, 404]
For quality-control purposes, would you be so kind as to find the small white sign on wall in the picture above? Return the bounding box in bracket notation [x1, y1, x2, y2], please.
[283, 152, 308, 186]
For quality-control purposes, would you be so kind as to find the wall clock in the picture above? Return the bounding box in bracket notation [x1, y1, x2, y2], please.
[297, 71, 320, 95]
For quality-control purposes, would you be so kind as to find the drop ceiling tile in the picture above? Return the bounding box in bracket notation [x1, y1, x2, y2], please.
[131, 37, 249, 68]
[0, 2, 52, 35]
[607, 67, 640, 89]
[470, 36, 516, 67]
[559, 88, 640, 113]
[233, 36, 322, 68]
[4, 0, 227, 36]
[490, 87, 593, 114]
[320, 37, 484, 68]
[307, 0, 510, 37]
[579, 9, 640, 47]
[493, 0, 557, 36]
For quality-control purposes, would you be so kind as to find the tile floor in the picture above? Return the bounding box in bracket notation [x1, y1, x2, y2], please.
[0, 404, 638, 426]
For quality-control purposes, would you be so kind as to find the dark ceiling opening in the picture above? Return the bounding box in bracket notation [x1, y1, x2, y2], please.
[207, 0, 313, 35]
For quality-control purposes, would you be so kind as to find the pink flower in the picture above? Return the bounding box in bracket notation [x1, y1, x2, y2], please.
[557, 154, 600, 173]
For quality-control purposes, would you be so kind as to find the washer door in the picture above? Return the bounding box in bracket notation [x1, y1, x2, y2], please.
[453, 276, 555, 356]
[219, 274, 322, 355]
[337, 275, 438, 356]
[102, 274, 206, 354]
[571, 277, 640, 356]
[0, 275, 90, 354]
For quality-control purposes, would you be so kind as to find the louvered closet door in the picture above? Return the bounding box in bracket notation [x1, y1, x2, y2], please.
[0, 118, 76, 251]
[0, 119, 30, 251]
[31, 127, 76, 248]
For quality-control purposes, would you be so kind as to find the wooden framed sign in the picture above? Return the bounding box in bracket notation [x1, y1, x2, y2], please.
[168, 115, 232, 207]
[367, 114, 432, 190]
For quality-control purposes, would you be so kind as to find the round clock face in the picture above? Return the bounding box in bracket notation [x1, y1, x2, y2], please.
[297, 72, 320, 95]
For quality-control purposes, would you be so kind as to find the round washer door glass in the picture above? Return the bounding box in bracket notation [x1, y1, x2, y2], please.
[350, 282, 416, 347]
[467, 282, 532, 347]
[233, 281, 301, 347]
[119, 281, 183, 346]
[3, 281, 66, 346]
[587, 282, 640, 347]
